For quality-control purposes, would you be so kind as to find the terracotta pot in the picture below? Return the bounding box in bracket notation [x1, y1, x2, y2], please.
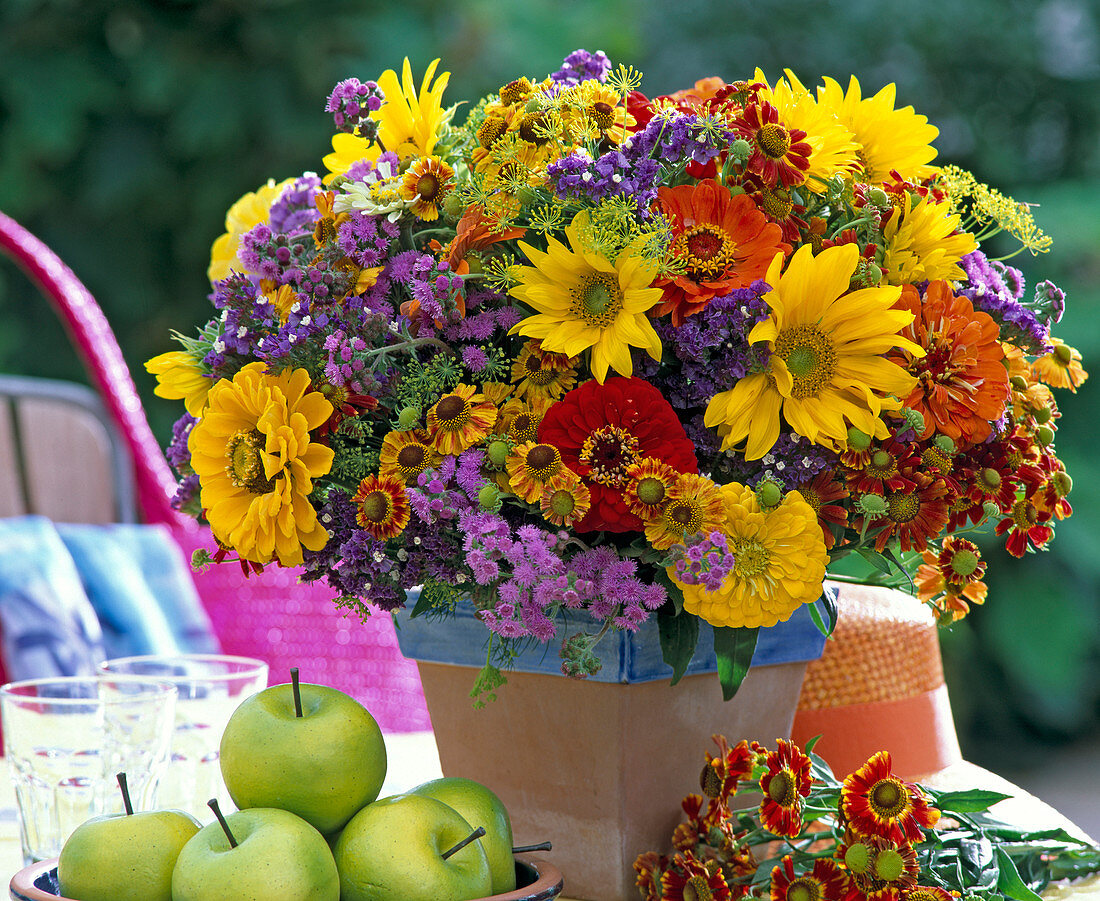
[9, 855, 564, 901]
[396, 592, 831, 901]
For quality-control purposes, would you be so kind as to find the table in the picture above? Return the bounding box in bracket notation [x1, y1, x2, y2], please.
[4, 733, 1100, 901]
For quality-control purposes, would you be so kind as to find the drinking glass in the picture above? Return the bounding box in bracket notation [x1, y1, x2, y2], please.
[0, 675, 178, 865]
[97, 654, 268, 822]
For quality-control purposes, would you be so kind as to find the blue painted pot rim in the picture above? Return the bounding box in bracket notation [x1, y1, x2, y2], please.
[394, 584, 833, 684]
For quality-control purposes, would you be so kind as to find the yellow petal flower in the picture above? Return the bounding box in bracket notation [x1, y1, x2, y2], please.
[207, 178, 294, 284]
[145, 351, 210, 418]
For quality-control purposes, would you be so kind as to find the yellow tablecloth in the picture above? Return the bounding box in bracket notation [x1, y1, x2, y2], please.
[4, 734, 1098, 901]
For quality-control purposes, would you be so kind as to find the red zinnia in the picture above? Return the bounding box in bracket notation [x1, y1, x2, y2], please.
[841, 751, 940, 845]
[538, 377, 699, 532]
[653, 179, 790, 326]
[759, 739, 813, 837]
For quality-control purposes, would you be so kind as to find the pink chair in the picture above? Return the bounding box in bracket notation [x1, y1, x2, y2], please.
[0, 210, 430, 732]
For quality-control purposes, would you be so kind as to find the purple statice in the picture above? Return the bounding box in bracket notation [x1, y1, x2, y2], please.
[237, 222, 315, 286]
[337, 210, 400, 269]
[403, 257, 464, 329]
[268, 174, 322, 236]
[669, 531, 736, 592]
[719, 431, 835, 490]
[172, 473, 201, 515]
[326, 78, 384, 137]
[166, 413, 197, 471]
[1033, 279, 1066, 325]
[625, 112, 734, 170]
[204, 274, 281, 371]
[546, 147, 662, 212]
[344, 150, 401, 184]
[323, 329, 372, 395]
[549, 49, 612, 86]
[958, 250, 1050, 354]
[638, 281, 771, 411]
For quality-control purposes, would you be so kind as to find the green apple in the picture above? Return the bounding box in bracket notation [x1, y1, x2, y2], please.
[410, 777, 516, 894]
[333, 794, 492, 901]
[171, 806, 339, 901]
[218, 671, 386, 835]
[57, 808, 200, 901]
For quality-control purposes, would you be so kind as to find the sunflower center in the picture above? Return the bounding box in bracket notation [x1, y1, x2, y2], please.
[416, 173, 441, 201]
[949, 548, 979, 577]
[524, 444, 563, 480]
[358, 489, 393, 524]
[477, 116, 507, 149]
[588, 101, 615, 130]
[523, 354, 558, 385]
[732, 537, 771, 578]
[787, 879, 821, 901]
[885, 491, 920, 523]
[922, 446, 951, 474]
[869, 778, 908, 818]
[435, 395, 471, 430]
[579, 425, 641, 487]
[518, 112, 551, 146]
[674, 224, 736, 281]
[773, 325, 837, 399]
[767, 768, 797, 806]
[225, 429, 276, 494]
[549, 488, 576, 517]
[684, 875, 713, 901]
[397, 444, 428, 471]
[636, 476, 667, 507]
[757, 122, 792, 160]
[572, 272, 624, 328]
[509, 412, 540, 444]
[761, 187, 793, 220]
[666, 498, 702, 533]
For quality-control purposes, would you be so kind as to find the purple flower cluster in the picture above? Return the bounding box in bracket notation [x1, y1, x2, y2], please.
[669, 531, 736, 592]
[720, 431, 834, 490]
[546, 148, 661, 211]
[337, 210, 400, 269]
[408, 453, 484, 525]
[549, 49, 612, 86]
[204, 274, 280, 370]
[166, 413, 196, 471]
[570, 546, 666, 630]
[441, 288, 523, 343]
[237, 223, 314, 286]
[626, 113, 734, 170]
[267, 174, 322, 236]
[326, 78, 384, 136]
[323, 329, 372, 393]
[958, 250, 1051, 354]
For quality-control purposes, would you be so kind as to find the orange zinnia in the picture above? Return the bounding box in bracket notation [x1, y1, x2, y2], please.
[889, 280, 1009, 450]
[653, 180, 789, 326]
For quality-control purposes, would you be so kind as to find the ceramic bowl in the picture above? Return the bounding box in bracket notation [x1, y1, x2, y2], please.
[10, 853, 564, 901]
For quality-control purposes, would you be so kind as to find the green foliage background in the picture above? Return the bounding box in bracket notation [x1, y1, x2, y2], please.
[2, 0, 1099, 766]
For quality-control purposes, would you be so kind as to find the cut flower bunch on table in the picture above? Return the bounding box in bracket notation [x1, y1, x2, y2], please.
[634, 734, 1100, 901]
[148, 49, 1085, 700]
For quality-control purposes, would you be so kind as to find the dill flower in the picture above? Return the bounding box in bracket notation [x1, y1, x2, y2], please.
[508, 210, 663, 383]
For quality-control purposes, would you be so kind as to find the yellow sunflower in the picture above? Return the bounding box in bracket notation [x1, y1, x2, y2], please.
[145, 351, 210, 417]
[753, 68, 859, 192]
[188, 362, 334, 567]
[379, 428, 440, 485]
[705, 244, 923, 459]
[882, 193, 978, 286]
[815, 76, 939, 183]
[675, 483, 828, 629]
[398, 156, 455, 221]
[323, 58, 451, 181]
[508, 211, 663, 382]
[207, 178, 294, 283]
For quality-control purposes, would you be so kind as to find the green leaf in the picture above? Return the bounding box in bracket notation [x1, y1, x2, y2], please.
[995, 848, 1045, 901]
[804, 733, 822, 755]
[818, 584, 839, 633]
[713, 626, 759, 701]
[657, 606, 700, 685]
[654, 568, 685, 615]
[935, 789, 1013, 813]
[410, 590, 434, 618]
[857, 547, 894, 575]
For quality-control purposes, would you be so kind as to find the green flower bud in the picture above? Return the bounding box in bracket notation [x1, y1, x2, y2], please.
[441, 191, 465, 219]
[933, 434, 956, 455]
[487, 439, 511, 468]
[847, 427, 872, 451]
[478, 484, 501, 510]
[844, 842, 871, 875]
[1033, 405, 1053, 424]
[1010, 375, 1030, 391]
[396, 406, 421, 430]
[982, 501, 1001, 519]
[1036, 425, 1055, 446]
[728, 138, 752, 163]
[756, 479, 783, 510]
[900, 407, 925, 434]
[867, 187, 890, 207]
[859, 494, 888, 518]
[874, 848, 904, 882]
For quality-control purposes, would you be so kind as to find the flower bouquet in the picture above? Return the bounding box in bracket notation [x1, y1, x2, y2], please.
[148, 49, 1084, 702]
[635, 734, 1100, 901]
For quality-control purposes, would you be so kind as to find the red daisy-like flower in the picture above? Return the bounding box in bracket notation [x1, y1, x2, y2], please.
[759, 739, 813, 838]
[653, 179, 790, 326]
[635, 850, 669, 901]
[351, 472, 411, 540]
[733, 100, 812, 188]
[771, 856, 849, 901]
[840, 835, 919, 901]
[700, 735, 759, 807]
[844, 438, 920, 498]
[660, 851, 733, 901]
[904, 886, 956, 901]
[312, 379, 379, 437]
[871, 474, 951, 554]
[915, 536, 988, 623]
[791, 470, 849, 550]
[538, 377, 699, 532]
[841, 751, 940, 845]
[994, 496, 1054, 558]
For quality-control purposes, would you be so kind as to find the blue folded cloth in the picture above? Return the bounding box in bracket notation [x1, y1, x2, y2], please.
[0, 516, 220, 680]
[0, 516, 105, 679]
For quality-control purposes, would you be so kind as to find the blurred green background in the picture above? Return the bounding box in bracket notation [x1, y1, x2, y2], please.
[3, 0, 1099, 771]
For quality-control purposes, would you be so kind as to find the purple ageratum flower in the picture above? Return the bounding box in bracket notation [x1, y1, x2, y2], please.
[550, 49, 612, 85]
[268, 174, 323, 236]
[670, 531, 736, 593]
[326, 78, 384, 135]
[337, 210, 398, 269]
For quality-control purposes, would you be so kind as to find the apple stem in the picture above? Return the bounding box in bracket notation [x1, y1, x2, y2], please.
[441, 826, 486, 860]
[208, 798, 238, 849]
[512, 841, 553, 853]
[290, 667, 303, 718]
[116, 772, 133, 816]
